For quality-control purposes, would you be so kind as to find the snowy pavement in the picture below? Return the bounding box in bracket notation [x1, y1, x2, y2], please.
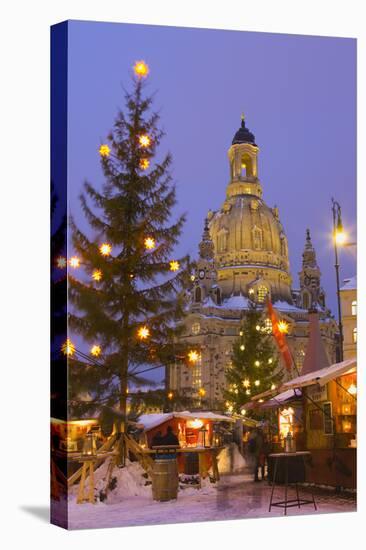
[62, 471, 356, 530]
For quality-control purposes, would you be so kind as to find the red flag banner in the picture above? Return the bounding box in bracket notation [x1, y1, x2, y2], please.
[266, 298, 293, 371]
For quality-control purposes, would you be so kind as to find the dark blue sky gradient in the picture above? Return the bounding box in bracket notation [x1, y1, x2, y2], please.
[67, 21, 356, 362]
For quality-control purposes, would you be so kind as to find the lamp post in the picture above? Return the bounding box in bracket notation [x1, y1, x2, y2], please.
[331, 198, 345, 362]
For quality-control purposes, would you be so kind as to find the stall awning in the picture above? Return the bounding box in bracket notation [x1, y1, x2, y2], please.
[243, 388, 302, 411]
[138, 411, 236, 431]
[252, 357, 356, 402]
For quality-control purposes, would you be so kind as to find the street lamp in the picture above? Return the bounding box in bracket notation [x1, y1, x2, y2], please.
[331, 198, 345, 362]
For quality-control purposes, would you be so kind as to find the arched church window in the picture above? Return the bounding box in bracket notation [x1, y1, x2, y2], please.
[215, 287, 222, 305]
[194, 287, 202, 303]
[218, 229, 228, 252]
[240, 153, 253, 178]
[351, 300, 357, 316]
[353, 327, 357, 344]
[257, 285, 268, 303]
[280, 235, 288, 257]
[252, 227, 263, 250]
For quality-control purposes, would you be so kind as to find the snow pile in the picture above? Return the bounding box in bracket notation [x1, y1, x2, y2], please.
[217, 443, 246, 474]
[69, 458, 151, 504]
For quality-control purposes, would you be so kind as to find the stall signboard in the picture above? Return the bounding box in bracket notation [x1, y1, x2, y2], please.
[307, 383, 328, 402]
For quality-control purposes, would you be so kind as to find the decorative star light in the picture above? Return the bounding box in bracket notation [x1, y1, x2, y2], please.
[243, 379, 250, 388]
[144, 237, 156, 250]
[99, 144, 110, 157]
[169, 260, 180, 272]
[137, 326, 150, 340]
[90, 344, 102, 357]
[198, 388, 206, 397]
[69, 256, 80, 268]
[277, 320, 289, 334]
[133, 60, 149, 78]
[140, 158, 150, 170]
[61, 338, 75, 356]
[99, 243, 112, 256]
[92, 269, 102, 282]
[56, 256, 67, 269]
[188, 350, 200, 363]
[139, 134, 151, 148]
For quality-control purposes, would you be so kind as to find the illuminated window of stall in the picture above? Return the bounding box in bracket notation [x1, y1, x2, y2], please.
[352, 327, 357, 343]
[279, 407, 294, 439]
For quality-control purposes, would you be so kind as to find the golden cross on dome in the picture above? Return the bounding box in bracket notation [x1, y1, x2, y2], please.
[241, 112, 245, 121]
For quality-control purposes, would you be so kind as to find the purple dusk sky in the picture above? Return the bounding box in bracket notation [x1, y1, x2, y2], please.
[67, 20, 356, 369]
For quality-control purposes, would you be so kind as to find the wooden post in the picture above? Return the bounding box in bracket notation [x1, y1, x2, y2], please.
[77, 460, 96, 504]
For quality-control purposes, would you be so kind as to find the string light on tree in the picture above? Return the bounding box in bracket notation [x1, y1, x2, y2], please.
[69, 256, 80, 268]
[240, 344, 245, 351]
[242, 379, 250, 388]
[169, 260, 180, 272]
[61, 338, 75, 356]
[254, 380, 260, 387]
[133, 60, 149, 78]
[268, 357, 273, 364]
[254, 360, 260, 367]
[90, 344, 102, 357]
[99, 144, 110, 157]
[241, 409, 246, 416]
[271, 383, 276, 390]
[137, 326, 150, 340]
[144, 237, 156, 250]
[92, 269, 102, 282]
[99, 243, 112, 256]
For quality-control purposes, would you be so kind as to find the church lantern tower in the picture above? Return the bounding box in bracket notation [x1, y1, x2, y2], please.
[192, 218, 220, 307]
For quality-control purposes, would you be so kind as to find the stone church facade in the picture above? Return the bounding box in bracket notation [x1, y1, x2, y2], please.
[168, 116, 339, 410]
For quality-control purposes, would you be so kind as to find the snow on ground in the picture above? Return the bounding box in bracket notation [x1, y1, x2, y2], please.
[57, 447, 355, 530]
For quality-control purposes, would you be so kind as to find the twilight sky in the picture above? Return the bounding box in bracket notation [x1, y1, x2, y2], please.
[67, 20, 356, 360]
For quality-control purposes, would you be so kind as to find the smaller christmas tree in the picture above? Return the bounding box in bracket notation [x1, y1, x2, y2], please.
[225, 303, 283, 414]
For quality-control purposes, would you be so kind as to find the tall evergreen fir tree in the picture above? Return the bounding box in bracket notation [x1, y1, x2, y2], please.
[68, 64, 190, 418]
[224, 303, 283, 414]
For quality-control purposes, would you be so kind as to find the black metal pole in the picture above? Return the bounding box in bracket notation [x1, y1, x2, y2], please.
[332, 199, 344, 362]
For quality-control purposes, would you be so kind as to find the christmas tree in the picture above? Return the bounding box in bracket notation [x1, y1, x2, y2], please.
[224, 303, 283, 414]
[67, 61, 190, 419]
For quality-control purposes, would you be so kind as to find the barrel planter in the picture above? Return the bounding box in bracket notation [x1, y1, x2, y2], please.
[152, 457, 178, 501]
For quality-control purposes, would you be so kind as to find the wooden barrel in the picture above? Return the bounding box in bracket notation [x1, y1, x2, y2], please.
[152, 458, 178, 501]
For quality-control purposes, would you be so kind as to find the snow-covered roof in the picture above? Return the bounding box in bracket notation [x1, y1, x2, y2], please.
[340, 276, 357, 291]
[137, 411, 235, 430]
[222, 294, 250, 309]
[273, 300, 306, 313]
[282, 358, 356, 391]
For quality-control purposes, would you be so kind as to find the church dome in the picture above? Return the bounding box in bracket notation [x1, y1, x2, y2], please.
[208, 195, 292, 302]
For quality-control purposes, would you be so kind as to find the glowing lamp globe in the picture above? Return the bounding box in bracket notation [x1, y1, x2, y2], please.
[348, 383, 357, 395]
[133, 60, 149, 78]
[335, 230, 347, 245]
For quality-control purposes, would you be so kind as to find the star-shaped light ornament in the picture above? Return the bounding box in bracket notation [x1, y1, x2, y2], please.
[92, 269, 102, 282]
[99, 243, 112, 256]
[144, 237, 156, 250]
[169, 260, 180, 272]
[137, 326, 150, 340]
[69, 256, 80, 268]
[198, 388, 206, 397]
[133, 60, 149, 78]
[140, 158, 150, 170]
[99, 144, 111, 157]
[139, 134, 151, 148]
[188, 350, 200, 364]
[61, 338, 75, 357]
[277, 320, 289, 334]
[90, 344, 102, 357]
[56, 256, 67, 269]
[243, 379, 250, 388]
